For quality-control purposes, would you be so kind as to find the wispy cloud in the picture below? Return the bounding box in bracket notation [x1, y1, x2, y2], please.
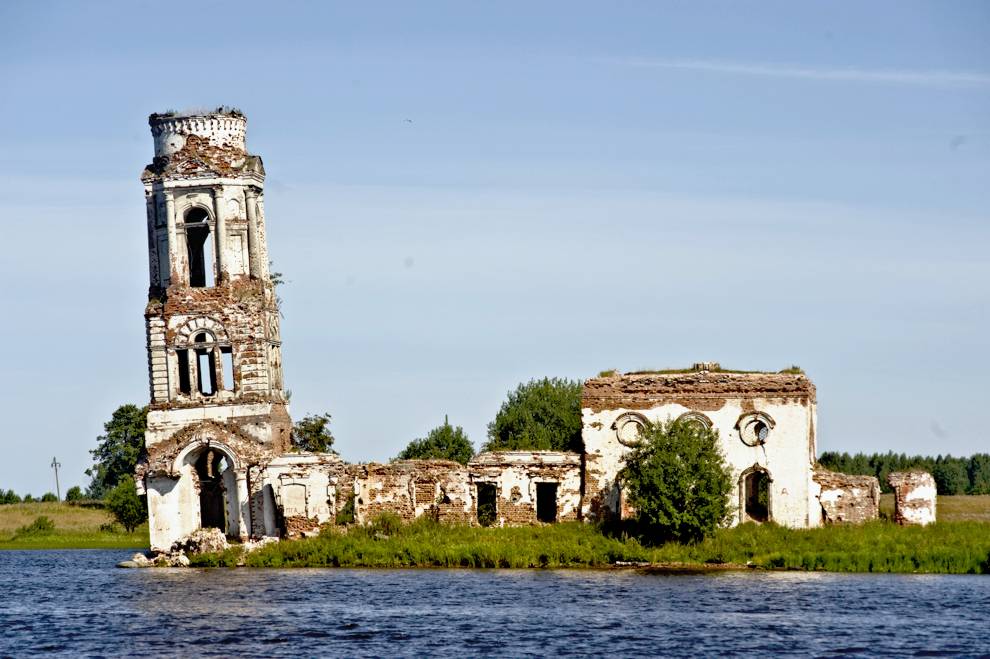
[606, 57, 990, 87]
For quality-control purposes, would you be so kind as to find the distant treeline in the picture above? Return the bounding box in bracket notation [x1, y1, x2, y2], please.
[1, 487, 85, 505]
[818, 452, 990, 495]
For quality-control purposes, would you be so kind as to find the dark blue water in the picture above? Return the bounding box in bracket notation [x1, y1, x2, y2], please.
[1, 550, 988, 657]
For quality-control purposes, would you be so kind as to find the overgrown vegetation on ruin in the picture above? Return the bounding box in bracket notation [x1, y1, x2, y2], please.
[190, 515, 990, 574]
[395, 416, 475, 464]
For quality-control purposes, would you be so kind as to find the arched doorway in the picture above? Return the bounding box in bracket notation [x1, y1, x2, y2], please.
[195, 449, 229, 530]
[740, 466, 771, 523]
[175, 440, 243, 539]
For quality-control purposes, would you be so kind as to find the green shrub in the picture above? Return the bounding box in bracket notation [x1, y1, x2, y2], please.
[370, 512, 403, 537]
[105, 479, 147, 532]
[335, 492, 355, 525]
[65, 486, 84, 503]
[41, 492, 58, 502]
[621, 418, 732, 544]
[395, 416, 474, 464]
[16, 516, 56, 537]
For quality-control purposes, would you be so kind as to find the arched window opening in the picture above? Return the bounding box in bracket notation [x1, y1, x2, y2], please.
[185, 208, 214, 288]
[742, 469, 771, 523]
[193, 332, 217, 396]
[195, 449, 228, 531]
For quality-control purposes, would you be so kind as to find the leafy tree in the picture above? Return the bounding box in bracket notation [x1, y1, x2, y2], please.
[65, 486, 84, 503]
[105, 479, 147, 532]
[22, 494, 35, 503]
[292, 412, 336, 453]
[967, 454, 990, 495]
[395, 416, 474, 464]
[620, 418, 733, 544]
[40, 492, 58, 502]
[485, 377, 583, 452]
[933, 457, 969, 496]
[1, 489, 21, 505]
[86, 404, 148, 499]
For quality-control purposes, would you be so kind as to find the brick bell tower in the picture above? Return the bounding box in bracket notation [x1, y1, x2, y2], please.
[136, 108, 291, 551]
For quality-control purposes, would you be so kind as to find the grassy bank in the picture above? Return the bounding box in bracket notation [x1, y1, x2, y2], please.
[194, 516, 990, 574]
[0, 502, 148, 550]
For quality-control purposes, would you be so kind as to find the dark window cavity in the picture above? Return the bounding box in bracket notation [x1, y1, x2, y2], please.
[536, 483, 558, 523]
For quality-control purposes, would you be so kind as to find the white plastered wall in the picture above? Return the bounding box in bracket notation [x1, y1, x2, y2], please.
[582, 399, 818, 528]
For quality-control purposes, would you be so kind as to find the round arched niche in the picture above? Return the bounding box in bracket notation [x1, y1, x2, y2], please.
[676, 411, 713, 431]
[736, 412, 775, 447]
[612, 412, 648, 447]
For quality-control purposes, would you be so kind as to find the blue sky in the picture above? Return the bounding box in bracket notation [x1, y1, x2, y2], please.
[0, 1, 987, 495]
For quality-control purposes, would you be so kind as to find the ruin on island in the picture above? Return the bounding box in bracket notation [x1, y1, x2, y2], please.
[133, 109, 925, 552]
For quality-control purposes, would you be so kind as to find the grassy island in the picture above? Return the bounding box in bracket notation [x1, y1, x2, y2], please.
[192, 515, 990, 574]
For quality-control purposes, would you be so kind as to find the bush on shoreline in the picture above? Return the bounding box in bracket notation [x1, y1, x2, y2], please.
[192, 517, 990, 574]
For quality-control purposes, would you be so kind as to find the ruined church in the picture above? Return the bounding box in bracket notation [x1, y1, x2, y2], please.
[135, 109, 907, 552]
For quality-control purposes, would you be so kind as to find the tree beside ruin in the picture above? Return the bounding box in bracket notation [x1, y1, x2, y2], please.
[292, 412, 336, 453]
[395, 416, 474, 465]
[86, 404, 148, 499]
[484, 377, 583, 453]
[105, 479, 147, 532]
[620, 418, 733, 544]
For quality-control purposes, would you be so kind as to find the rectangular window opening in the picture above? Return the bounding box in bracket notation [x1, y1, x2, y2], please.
[197, 349, 215, 396]
[536, 483, 558, 523]
[221, 347, 234, 392]
[177, 349, 191, 395]
[476, 483, 497, 527]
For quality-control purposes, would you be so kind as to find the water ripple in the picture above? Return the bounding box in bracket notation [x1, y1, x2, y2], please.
[0, 550, 988, 656]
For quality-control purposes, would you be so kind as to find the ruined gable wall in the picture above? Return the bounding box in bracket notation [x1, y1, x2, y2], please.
[582, 372, 818, 528]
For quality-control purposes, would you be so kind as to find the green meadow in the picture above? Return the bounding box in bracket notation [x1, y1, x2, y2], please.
[0, 502, 148, 550]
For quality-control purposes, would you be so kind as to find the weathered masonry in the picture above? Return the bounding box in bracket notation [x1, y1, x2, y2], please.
[134, 110, 585, 551]
[134, 110, 918, 551]
[136, 110, 291, 550]
[583, 365, 824, 527]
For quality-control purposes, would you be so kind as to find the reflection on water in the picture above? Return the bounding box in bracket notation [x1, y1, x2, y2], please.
[1, 550, 988, 656]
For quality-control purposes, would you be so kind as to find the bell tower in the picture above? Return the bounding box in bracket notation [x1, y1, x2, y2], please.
[137, 108, 292, 551]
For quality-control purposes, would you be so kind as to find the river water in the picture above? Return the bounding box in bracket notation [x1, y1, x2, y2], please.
[1, 550, 988, 656]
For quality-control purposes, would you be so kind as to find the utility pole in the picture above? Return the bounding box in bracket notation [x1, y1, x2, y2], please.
[50, 456, 61, 501]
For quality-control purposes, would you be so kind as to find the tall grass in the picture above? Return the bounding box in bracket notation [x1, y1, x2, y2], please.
[234, 516, 990, 574]
[0, 502, 148, 550]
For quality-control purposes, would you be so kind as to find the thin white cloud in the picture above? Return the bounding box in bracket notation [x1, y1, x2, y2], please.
[607, 57, 990, 87]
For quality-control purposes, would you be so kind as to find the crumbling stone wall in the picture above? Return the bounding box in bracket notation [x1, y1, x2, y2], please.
[347, 461, 473, 525]
[138, 110, 293, 551]
[888, 471, 937, 526]
[468, 452, 582, 525]
[582, 366, 819, 528]
[812, 468, 880, 524]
